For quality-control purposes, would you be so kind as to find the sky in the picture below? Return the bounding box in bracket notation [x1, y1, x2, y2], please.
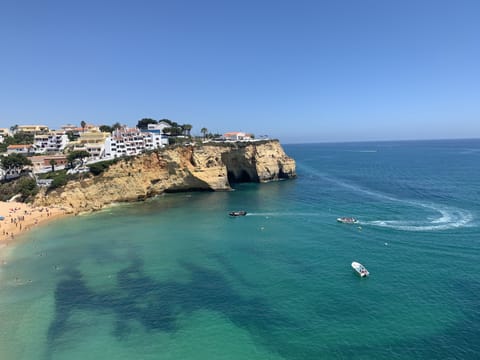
[1, 0, 479, 143]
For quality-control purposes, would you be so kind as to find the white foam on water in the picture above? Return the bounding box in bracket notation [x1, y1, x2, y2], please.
[364, 199, 474, 232]
[247, 212, 320, 217]
[298, 164, 474, 232]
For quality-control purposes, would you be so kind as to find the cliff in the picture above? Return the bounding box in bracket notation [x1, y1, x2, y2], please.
[33, 140, 296, 213]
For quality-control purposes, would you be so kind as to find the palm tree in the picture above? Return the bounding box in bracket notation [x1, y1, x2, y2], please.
[201, 127, 208, 139]
[80, 121, 86, 133]
[182, 124, 192, 136]
[49, 159, 57, 172]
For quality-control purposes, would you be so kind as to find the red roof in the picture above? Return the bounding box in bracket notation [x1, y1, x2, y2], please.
[7, 144, 34, 149]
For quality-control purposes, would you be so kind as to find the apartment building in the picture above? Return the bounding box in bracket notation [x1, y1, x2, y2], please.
[34, 131, 69, 153]
[71, 130, 110, 158]
[16, 125, 49, 134]
[104, 127, 167, 158]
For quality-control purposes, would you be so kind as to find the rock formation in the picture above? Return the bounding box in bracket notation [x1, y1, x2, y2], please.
[33, 140, 296, 213]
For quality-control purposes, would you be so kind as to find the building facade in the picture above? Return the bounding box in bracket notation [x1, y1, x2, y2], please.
[71, 131, 110, 159]
[33, 131, 69, 153]
[16, 125, 49, 134]
[223, 132, 254, 141]
[0, 128, 10, 143]
[30, 155, 68, 173]
[6, 144, 35, 155]
[104, 127, 167, 158]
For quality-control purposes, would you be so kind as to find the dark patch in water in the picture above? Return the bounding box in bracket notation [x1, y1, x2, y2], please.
[208, 253, 259, 289]
[47, 257, 293, 358]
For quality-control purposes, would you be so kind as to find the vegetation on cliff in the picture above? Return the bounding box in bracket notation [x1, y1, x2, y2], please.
[0, 132, 34, 153]
[0, 176, 38, 202]
[33, 140, 296, 212]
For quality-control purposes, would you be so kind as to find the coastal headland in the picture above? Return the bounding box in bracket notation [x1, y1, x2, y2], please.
[1, 140, 295, 243]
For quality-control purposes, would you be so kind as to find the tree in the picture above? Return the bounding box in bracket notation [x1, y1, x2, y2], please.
[11, 132, 34, 145]
[1, 153, 32, 170]
[99, 125, 113, 133]
[136, 118, 157, 130]
[16, 177, 38, 201]
[112, 122, 122, 130]
[182, 124, 192, 136]
[10, 124, 18, 133]
[49, 171, 68, 189]
[0, 132, 34, 153]
[201, 128, 208, 139]
[67, 150, 90, 168]
[159, 119, 172, 125]
[80, 121, 86, 133]
[66, 131, 77, 141]
[163, 126, 183, 136]
[49, 159, 57, 172]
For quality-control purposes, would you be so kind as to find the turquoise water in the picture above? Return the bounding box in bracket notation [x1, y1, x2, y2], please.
[1, 139, 479, 359]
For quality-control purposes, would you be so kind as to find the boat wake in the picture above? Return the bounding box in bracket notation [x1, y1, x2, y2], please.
[246, 212, 321, 217]
[298, 164, 474, 232]
[365, 204, 473, 232]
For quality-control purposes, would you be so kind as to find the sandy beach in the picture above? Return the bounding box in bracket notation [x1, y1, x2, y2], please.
[0, 201, 69, 245]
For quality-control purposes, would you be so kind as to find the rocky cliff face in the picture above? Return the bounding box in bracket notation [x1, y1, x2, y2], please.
[33, 140, 296, 213]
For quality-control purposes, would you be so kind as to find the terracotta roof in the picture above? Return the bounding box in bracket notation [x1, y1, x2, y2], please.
[7, 144, 34, 149]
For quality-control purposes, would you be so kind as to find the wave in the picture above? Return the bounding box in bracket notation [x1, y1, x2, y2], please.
[298, 163, 474, 232]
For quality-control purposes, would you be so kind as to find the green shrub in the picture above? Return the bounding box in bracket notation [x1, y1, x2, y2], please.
[88, 159, 119, 176]
[50, 172, 68, 189]
[17, 177, 38, 200]
[0, 175, 38, 202]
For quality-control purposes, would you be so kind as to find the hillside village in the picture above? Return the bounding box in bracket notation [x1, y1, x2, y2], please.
[0, 120, 259, 174]
[0, 119, 263, 199]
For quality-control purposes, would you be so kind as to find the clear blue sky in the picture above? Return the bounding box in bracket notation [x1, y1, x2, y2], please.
[1, 0, 479, 143]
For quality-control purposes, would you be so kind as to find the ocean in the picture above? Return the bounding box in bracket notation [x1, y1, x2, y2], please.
[1, 139, 479, 359]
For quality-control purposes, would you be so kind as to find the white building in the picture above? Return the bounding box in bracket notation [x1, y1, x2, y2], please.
[223, 131, 254, 141]
[0, 128, 10, 144]
[6, 144, 35, 155]
[69, 131, 109, 159]
[146, 121, 170, 134]
[104, 127, 168, 158]
[16, 125, 49, 134]
[34, 131, 69, 153]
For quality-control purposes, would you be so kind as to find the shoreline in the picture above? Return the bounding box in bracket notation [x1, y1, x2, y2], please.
[0, 201, 72, 246]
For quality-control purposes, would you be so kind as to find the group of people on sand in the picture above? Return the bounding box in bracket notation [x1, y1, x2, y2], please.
[0, 202, 68, 244]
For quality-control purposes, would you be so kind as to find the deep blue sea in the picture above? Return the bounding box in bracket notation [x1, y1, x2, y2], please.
[1, 139, 480, 359]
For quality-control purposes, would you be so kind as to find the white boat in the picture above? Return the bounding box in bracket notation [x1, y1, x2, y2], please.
[337, 217, 358, 224]
[351, 261, 369, 277]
